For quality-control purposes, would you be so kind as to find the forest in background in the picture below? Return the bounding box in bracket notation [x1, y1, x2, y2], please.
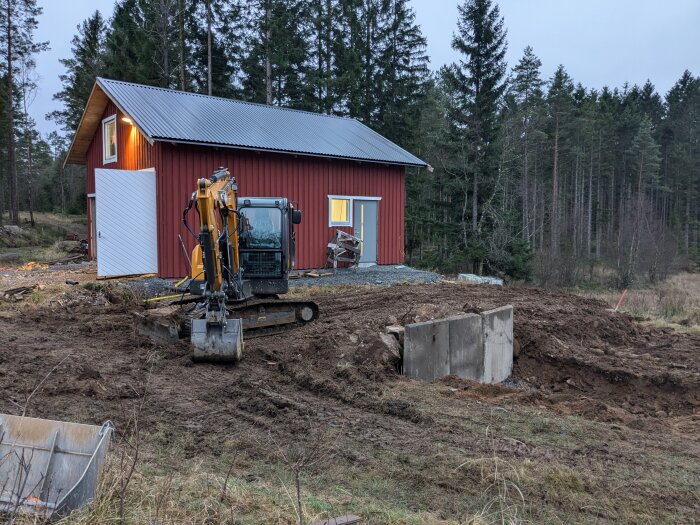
[0, 0, 697, 286]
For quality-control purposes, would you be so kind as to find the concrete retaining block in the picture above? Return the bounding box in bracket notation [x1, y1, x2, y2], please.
[447, 314, 483, 381]
[403, 306, 513, 384]
[403, 319, 450, 380]
[481, 306, 514, 384]
[457, 273, 504, 286]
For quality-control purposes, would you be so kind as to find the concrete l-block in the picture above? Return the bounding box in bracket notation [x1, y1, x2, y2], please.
[447, 314, 483, 381]
[481, 306, 514, 384]
[403, 306, 513, 383]
[403, 318, 450, 380]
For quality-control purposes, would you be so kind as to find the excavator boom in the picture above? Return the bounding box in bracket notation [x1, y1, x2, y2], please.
[187, 168, 245, 362]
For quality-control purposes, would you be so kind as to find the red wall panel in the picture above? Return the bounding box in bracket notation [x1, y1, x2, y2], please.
[85, 104, 406, 276]
[155, 143, 406, 277]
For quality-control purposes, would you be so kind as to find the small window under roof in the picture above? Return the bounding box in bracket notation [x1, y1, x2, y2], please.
[103, 115, 117, 164]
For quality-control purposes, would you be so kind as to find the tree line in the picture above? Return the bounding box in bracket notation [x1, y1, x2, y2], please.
[406, 1, 698, 285]
[1, 0, 697, 285]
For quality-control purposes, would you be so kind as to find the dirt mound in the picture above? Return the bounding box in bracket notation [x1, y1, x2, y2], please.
[0, 282, 698, 443]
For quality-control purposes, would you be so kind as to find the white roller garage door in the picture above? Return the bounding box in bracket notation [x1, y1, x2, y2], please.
[95, 168, 158, 277]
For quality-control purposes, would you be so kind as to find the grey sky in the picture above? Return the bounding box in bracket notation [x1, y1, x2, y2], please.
[32, 0, 700, 136]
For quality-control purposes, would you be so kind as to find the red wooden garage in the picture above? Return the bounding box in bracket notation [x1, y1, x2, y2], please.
[65, 78, 426, 278]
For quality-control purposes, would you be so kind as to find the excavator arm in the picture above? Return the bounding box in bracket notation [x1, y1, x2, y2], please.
[190, 167, 240, 293]
[187, 168, 245, 362]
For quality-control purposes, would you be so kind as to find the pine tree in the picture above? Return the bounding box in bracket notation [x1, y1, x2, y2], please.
[50, 10, 106, 133]
[186, 0, 236, 97]
[510, 46, 544, 246]
[0, 0, 48, 225]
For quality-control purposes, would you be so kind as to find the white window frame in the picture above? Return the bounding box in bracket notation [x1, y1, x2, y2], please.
[102, 115, 117, 164]
[327, 195, 381, 227]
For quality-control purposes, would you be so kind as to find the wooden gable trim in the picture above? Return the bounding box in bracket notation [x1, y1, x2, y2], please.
[64, 80, 153, 166]
[64, 84, 111, 166]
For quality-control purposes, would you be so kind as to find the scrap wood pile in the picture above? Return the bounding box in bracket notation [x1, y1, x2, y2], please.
[2, 283, 43, 301]
[289, 269, 334, 279]
[0, 253, 86, 272]
[46, 253, 86, 265]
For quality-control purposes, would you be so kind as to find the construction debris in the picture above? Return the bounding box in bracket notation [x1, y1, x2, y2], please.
[289, 270, 334, 279]
[47, 253, 85, 266]
[310, 516, 362, 525]
[326, 230, 361, 272]
[133, 305, 185, 344]
[457, 273, 504, 286]
[2, 284, 37, 301]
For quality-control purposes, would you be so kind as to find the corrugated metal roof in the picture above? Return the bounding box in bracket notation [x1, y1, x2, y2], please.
[96, 77, 426, 167]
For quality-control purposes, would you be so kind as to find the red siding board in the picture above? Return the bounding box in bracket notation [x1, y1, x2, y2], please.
[86, 108, 406, 277]
[156, 143, 405, 277]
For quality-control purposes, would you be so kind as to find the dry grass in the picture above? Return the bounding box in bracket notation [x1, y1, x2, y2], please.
[578, 272, 700, 331]
[0, 213, 86, 266]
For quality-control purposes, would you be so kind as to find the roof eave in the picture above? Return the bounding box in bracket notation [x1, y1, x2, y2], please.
[95, 78, 154, 148]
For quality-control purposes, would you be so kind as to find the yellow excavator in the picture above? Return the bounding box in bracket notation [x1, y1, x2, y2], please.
[182, 167, 318, 363]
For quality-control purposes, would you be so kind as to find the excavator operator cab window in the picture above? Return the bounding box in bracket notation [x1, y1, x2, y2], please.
[240, 207, 282, 249]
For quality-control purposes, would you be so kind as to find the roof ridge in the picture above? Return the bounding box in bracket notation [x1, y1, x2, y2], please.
[97, 77, 356, 122]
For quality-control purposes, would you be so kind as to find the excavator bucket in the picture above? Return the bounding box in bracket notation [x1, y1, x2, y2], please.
[191, 317, 243, 363]
[0, 414, 113, 519]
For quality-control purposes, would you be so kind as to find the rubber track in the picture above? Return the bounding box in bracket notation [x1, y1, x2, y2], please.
[178, 298, 319, 339]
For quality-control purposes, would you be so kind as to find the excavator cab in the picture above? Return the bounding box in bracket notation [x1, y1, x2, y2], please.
[238, 197, 300, 296]
[189, 197, 300, 298]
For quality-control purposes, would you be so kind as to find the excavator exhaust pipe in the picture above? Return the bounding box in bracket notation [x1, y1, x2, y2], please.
[191, 317, 243, 363]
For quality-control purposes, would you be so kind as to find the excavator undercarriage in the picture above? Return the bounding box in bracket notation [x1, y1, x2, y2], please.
[186, 296, 319, 362]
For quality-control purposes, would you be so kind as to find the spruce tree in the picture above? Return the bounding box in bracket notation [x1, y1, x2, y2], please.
[139, 0, 181, 87]
[374, 0, 429, 146]
[239, 0, 314, 107]
[443, 0, 507, 271]
[662, 70, 699, 263]
[308, 0, 338, 114]
[103, 0, 150, 84]
[546, 65, 575, 255]
[510, 46, 544, 245]
[332, 0, 363, 116]
[50, 10, 106, 133]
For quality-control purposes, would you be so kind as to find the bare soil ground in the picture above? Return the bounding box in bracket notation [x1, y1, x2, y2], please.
[0, 271, 698, 523]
